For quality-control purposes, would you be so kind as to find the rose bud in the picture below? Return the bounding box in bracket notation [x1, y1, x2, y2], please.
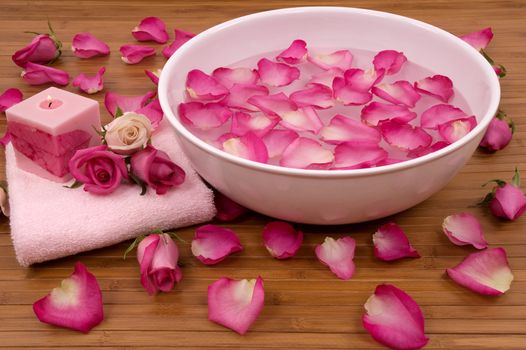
[137, 233, 182, 295]
[12, 22, 62, 67]
[104, 112, 153, 155]
[480, 110, 514, 152]
[130, 145, 185, 195]
[482, 168, 526, 221]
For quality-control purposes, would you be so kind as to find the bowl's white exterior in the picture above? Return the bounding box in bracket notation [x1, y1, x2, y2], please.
[159, 7, 500, 225]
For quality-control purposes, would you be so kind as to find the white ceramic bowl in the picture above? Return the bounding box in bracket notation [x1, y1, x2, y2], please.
[159, 7, 500, 225]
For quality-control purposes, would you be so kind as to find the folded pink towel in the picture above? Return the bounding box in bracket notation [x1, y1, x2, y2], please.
[6, 121, 216, 267]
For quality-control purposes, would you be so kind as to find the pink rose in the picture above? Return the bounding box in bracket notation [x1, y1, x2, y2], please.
[480, 116, 513, 152]
[12, 34, 60, 67]
[130, 145, 185, 195]
[137, 233, 182, 295]
[489, 184, 526, 221]
[69, 145, 128, 195]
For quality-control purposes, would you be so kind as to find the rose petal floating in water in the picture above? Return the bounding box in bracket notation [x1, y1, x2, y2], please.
[280, 137, 333, 170]
[257, 58, 300, 87]
[420, 103, 470, 130]
[221, 83, 269, 112]
[212, 67, 259, 88]
[372, 80, 421, 108]
[262, 129, 299, 159]
[414, 75, 454, 102]
[361, 102, 417, 126]
[438, 116, 477, 143]
[379, 120, 432, 151]
[276, 39, 307, 65]
[231, 111, 278, 138]
[333, 141, 388, 170]
[308, 50, 353, 71]
[373, 50, 407, 75]
[186, 69, 229, 101]
[321, 114, 381, 145]
[289, 84, 334, 109]
[178, 102, 232, 130]
[221, 132, 269, 163]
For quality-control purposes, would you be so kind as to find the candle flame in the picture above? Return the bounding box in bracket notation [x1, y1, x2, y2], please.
[46, 95, 52, 101]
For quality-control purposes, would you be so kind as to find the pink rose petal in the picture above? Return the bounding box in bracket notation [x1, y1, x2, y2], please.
[186, 69, 229, 101]
[221, 132, 269, 163]
[442, 213, 488, 249]
[21, 62, 69, 86]
[257, 58, 300, 87]
[279, 106, 323, 134]
[407, 141, 449, 159]
[162, 29, 195, 59]
[379, 120, 432, 151]
[0, 88, 23, 112]
[120, 44, 156, 64]
[136, 98, 163, 129]
[72, 32, 110, 58]
[178, 102, 232, 130]
[333, 141, 388, 170]
[132, 17, 169, 44]
[214, 190, 249, 221]
[373, 50, 407, 75]
[276, 39, 307, 64]
[307, 68, 344, 88]
[104, 90, 155, 116]
[280, 137, 333, 169]
[308, 50, 353, 71]
[0, 132, 12, 147]
[490, 183, 526, 221]
[221, 84, 269, 112]
[248, 92, 296, 117]
[290, 84, 334, 109]
[231, 111, 278, 137]
[459, 27, 494, 50]
[361, 102, 417, 126]
[344, 68, 384, 92]
[479, 116, 513, 152]
[33, 262, 104, 333]
[438, 116, 477, 143]
[332, 77, 372, 106]
[372, 81, 421, 108]
[414, 75, 454, 103]
[315, 236, 356, 280]
[373, 223, 420, 261]
[191, 224, 243, 265]
[320, 114, 381, 145]
[262, 221, 303, 259]
[262, 129, 299, 158]
[145, 69, 161, 85]
[72, 66, 106, 94]
[363, 284, 429, 350]
[212, 67, 259, 89]
[420, 104, 470, 130]
[208, 276, 264, 335]
[447, 247, 513, 296]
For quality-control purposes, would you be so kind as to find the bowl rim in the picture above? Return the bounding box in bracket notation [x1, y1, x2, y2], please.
[159, 6, 501, 179]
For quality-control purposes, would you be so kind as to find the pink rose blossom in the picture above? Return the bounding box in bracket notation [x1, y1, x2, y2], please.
[480, 111, 513, 152]
[483, 168, 526, 221]
[12, 34, 60, 67]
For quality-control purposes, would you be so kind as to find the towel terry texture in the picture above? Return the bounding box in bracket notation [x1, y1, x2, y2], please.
[6, 121, 216, 267]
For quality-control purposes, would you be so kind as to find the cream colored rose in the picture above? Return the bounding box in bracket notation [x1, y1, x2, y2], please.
[104, 112, 153, 155]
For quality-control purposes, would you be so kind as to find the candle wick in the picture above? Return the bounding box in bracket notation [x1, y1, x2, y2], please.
[48, 101, 52, 108]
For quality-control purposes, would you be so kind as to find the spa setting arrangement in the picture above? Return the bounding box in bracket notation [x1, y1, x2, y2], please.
[0, 1, 525, 349]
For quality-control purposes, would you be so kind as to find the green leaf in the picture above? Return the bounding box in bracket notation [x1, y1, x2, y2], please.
[123, 235, 145, 260]
[477, 191, 495, 206]
[482, 179, 506, 188]
[63, 180, 82, 189]
[115, 106, 124, 118]
[24, 31, 42, 35]
[509, 119, 516, 134]
[512, 167, 521, 187]
[167, 231, 188, 244]
[129, 172, 147, 195]
[495, 109, 507, 120]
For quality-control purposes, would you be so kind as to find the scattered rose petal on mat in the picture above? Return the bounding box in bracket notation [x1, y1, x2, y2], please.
[192, 224, 243, 265]
[262, 129, 299, 158]
[12, 34, 59, 67]
[290, 84, 334, 109]
[21, 62, 69, 86]
[221, 83, 269, 111]
[489, 183, 526, 221]
[361, 102, 417, 126]
[442, 213, 488, 249]
[479, 111, 514, 152]
[0, 186, 9, 217]
[373, 50, 407, 75]
[315, 236, 356, 280]
[137, 233, 182, 295]
[162, 29, 195, 58]
[145, 68, 162, 85]
[372, 81, 420, 108]
[33, 262, 103, 333]
[332, 76, 372, 106]
[221, 132, 269, 163]
[120, 44, 155, 64]
[279, 106, 323, 134]
[447, 247, 513, 296]
[379, 120, 432, 151]
[186, 69, 229, 101]
[459, 27, 493, 50]
[104, 90, 156, 116]
[276, 39, 307, 64]
[214, 190, 249, 221]
[71, 32, 110, 58]
[262, 221, 303, 259]
[231, 111, 278, 137]
[178, 102, 232, 130]
[308, 50, 353, 71]
[0, 132, 11, 147]
[333, 141, 388, 170]
[248, 92, 297, 117]
[420, 104, 470, 130]
[344, 68, 384, 92]
[104, 112, 152, 155]
[307, 68, 343, 88]
[212, 67, 259, 89]
[407, 141, 449, 159]
[132, 17, 169, 44]
[362, 284, 429, 350]
[208, 276, 264, 335]
[414, 75, 454, 102]
[0, 88, 23, 112]
[257, 58, 300, 87]
[320, 114, 381, 145]
[438, 116, 477, 143]
[131, 145, 186, 195]
[136, 98, 164, 129]
[72, 66, 106, 94]
[373, 223, 420, 261]
[280, 137, 333, 169]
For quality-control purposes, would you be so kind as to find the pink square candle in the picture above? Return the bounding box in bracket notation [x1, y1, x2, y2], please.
[6, 87, 101, 182]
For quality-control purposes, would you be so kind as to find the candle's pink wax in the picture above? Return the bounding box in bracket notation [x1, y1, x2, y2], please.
[5, 87, 101, 182]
